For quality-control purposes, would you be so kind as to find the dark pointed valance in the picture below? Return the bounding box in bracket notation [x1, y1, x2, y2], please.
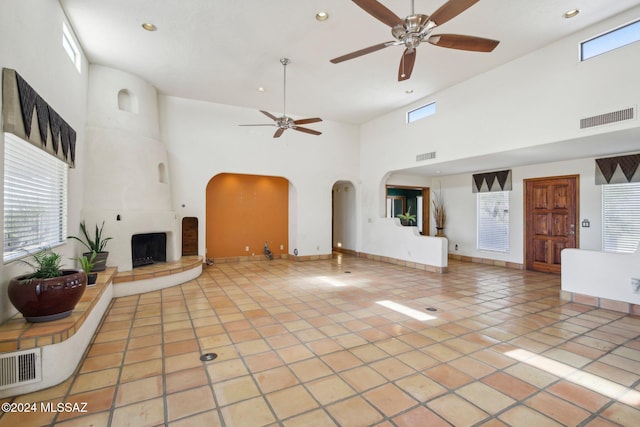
[2, 68, 76, 167]
[472, 169, 512, 193]
[595, 153, 640, 185]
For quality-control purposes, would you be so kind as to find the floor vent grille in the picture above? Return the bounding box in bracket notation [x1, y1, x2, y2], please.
[416, 151, 436, 162]
[0, 349, 41, 390]
[580, 107, 635, 129]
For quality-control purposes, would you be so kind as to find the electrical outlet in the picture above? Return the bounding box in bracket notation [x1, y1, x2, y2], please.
[632, 278, 640, 294]
[455, 244, 458, 251]
[245, 246, 249, 252]
[280, 244, 284, 250]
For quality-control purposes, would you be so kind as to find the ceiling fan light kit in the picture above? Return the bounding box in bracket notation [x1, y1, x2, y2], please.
[239, 58, 322, 138]
[331, 0, 500, 81]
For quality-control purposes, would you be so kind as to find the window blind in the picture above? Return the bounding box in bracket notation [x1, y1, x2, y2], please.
[477, 191, 509, 252]
[3, 133, 68, 262]
[602, 183, 640, 253]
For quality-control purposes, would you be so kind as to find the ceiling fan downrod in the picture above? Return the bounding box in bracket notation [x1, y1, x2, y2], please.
[281, 58, 289, 119]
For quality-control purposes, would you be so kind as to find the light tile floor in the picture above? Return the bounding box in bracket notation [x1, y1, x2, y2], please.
[2, 255, 640, 426]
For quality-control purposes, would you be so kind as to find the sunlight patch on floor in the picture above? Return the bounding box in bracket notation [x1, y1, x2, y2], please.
[376, 300, 437, 321]
[505, 348, 640, 406]
[316, 275, 349, 287]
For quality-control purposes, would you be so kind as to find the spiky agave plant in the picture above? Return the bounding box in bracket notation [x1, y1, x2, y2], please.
[68, 221, 112, 253]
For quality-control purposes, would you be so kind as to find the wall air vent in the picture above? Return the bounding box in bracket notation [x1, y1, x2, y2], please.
[416, 152, 436, 162]
[580, 107, 635, 129]
[0, 349, 41, 390]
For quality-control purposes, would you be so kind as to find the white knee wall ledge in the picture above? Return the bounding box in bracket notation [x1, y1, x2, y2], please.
[561, 245, 640, 307]
[0, 263, 202, 398]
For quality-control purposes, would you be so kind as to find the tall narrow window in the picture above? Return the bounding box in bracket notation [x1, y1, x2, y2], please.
[62, 22, 82, 73]
[477, 191, 509, 252]
[602, 183, 640, 253]
[3, 133, 68, 262]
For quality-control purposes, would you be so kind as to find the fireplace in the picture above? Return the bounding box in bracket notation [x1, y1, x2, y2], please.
[131, 233, 167, 268]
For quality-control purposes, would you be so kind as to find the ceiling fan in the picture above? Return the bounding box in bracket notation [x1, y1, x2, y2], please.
[330, 0, 500, 81]
[239, 58, 322, 138]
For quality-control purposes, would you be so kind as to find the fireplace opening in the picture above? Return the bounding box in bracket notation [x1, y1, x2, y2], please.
[132, 233, 167, 268]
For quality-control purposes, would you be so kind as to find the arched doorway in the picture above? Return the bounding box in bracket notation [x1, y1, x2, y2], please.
[332, 180, 357, 253]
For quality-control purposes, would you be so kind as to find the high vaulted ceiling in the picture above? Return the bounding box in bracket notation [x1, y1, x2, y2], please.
[60, 0, 640, 125]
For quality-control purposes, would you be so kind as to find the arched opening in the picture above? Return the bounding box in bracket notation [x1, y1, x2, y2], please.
[206, 173, 289, 261]
[117, 88, 138, 113]
[158, 162, 168, 183]
[332, 180, 357, 253]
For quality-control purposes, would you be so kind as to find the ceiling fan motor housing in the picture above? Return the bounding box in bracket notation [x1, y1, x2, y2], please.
[276, 117, 295, 129]
[393, 14, 435, 48]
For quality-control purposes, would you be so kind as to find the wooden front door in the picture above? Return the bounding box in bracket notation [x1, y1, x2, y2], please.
[182, 217, 198, 256]
[524, 175, 579, 274]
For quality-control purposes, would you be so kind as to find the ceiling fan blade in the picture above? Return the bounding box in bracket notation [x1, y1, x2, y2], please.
[260, 110, 278, 121]
[330, 41, 394, 64]
[429, 0, 479, 26]
[294, 118, 323, 125]
[352, 0, 403, 28]
[428, 34, 499, 52]
[273, 128, 285, 138]
[293, 126, 322, 136]
[398, 49, 416, 81]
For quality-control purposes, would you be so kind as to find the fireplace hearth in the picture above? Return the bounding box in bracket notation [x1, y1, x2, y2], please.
[131, 233, 167, 268]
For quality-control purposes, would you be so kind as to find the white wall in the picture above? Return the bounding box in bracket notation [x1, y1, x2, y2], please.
[438, 157, 603, 265]
[83, 65, 178, 271]
[159, 96, 360, 259]
[0, 0, 88, 323]
[358, 6, 640, 266]
[562, 247, 640, 305]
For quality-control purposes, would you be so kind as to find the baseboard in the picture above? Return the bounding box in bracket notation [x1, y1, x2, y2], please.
[448, 253, 523, 270]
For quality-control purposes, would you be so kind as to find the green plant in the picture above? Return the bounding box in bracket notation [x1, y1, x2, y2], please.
[398, 207, 417, 223]
[19, 248, 64, 281]
[74, 251, 98, 274]
[68, 221, 112, 253]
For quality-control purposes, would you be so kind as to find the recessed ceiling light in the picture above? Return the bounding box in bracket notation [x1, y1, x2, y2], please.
[257, 87, 265, 92]
[564, 9, 580, 19]
[405, 89, 414, 94]
[315, 12, 329, 21]
[142, 23, 157, 31]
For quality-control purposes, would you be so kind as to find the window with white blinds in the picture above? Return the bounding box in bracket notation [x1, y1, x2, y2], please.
[3, 133, 68, 262]
[477, 191, 509, 252]
[602, 182, 640, 253]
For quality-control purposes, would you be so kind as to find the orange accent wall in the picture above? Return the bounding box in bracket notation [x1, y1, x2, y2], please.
[206, 173, 288, 258]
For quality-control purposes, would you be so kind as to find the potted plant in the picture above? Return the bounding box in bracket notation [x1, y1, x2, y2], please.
[75, 251, 100, 286]
[68, 220, 112, 271]
[398, 207, 417, 226]
[8, 248, 87, 322]
[432, 190, 446, 236]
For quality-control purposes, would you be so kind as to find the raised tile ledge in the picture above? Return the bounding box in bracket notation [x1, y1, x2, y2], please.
[0, 258, 203, 397]
[113, 256, 202, 283]
[111, 256, 203, 298]
[0, 267, 117, 353]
